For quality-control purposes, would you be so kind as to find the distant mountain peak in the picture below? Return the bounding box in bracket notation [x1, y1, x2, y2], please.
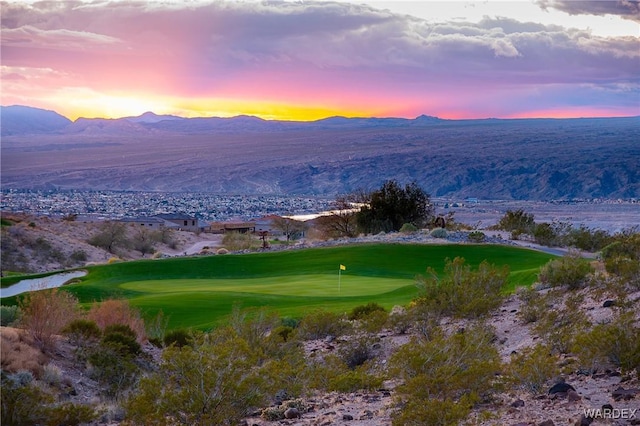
[125, 111, 183, 124]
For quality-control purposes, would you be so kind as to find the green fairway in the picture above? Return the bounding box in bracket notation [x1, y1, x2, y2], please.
[6, 244, 556, 330]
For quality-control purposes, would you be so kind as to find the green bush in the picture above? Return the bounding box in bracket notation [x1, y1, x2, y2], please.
[572, 312, 640, 374]
[101, 330, 141, 356]
[329, 368, 383, 393]
[163, 328, 193, 348]
[125, 330, 267, 425]
[538, 252, 593, 290]
[295, 310, 350, 340]
[0, 305, 21, 326]
[507, 344, 559, 394]
[532, 292, 590, 354]
[390, 323, 500, 425]
[496, 209, 535, 234]
[63, 319, 102, 346]
[338, 336, 378, 369]
[467, 231, 486, 243]
[399, 223, 418, 234]
[430, 227, 448, 238]
[87, 346, 139, 397]
[415, 257, 508, 319]
[392, 396, 475, 426]
[349, 302, 386, 320]
[517, 287, 546, 324]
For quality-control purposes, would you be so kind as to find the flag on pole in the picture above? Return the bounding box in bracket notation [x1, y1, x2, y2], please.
[340, 264, 346, 270]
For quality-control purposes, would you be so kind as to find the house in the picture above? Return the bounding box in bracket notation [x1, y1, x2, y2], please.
[209, 221, 256, 234]
[155, 213, 200, 232]
[119, 217, 166, 228]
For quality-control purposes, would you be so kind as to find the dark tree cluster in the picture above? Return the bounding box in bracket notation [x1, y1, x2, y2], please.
[357, 180, 433, 234]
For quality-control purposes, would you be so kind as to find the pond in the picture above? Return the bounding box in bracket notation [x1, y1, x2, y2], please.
[0, 270, 87, 298]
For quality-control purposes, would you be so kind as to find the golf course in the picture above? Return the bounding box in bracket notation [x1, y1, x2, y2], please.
[3, 243, 555, 330]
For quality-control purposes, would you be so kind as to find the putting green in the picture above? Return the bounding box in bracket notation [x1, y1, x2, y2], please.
[1, 243, 555, 330]
[119, 275, 412, 297]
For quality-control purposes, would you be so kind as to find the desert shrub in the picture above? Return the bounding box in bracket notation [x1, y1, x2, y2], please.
[538, 252, 593, 290]
[295, 309, 351, 340]
[349, 302, 386, 320]
[261, 399, 309, 421]
[415, 257, 508, 319]
[87, 346, 139, 398]
[507, 344, 559, 394]
[400, 222, 418, 234]
[329, 367, 384, 393]
[41, 363, 63, 387]
[144, 310, 169, 344]
[467, 231, 486, 243]
[102, 325, 141, 356]
[63, 319, 102, 346]
[271, 325, 295, 342]
[338, 336, 379, 369]
[532, 292, 590, 354]
[125, 330, 267, 425]
[46, 403, 98, 426]
[567, 226, 612, 252]
[19, 288, 80, 350]
[392, 395, 476, 426]
[358, 309, 389, 333]
[572, 312, 640, 374]
[517, 287, 546, 324]
[261, 347, 310, 400]
[496, 209, 535, 235]
[0, 305, 21, 326]
[69, 250, 88, 263]
[87, 298, 146, 343]
[222, 231, 257, 251]
[387, 305, 412, 335]
[0, 328, 47, 375]
[1, 371, 53, 425]
[390, 323, 501, 425]
[163, 328, 193, 348]
[430, 227, 448, 238]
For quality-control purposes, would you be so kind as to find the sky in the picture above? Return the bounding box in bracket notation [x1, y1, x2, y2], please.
[1, 0, 639, 121]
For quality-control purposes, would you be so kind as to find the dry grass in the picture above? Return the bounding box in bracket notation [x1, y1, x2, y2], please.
[0, 326, 48, 377]
[87, 299, 147, 343]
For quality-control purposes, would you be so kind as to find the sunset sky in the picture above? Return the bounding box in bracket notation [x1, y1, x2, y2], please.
[1, 0, 639, 121]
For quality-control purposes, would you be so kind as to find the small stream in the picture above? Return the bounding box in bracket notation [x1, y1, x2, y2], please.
[0, 270, 87, 298]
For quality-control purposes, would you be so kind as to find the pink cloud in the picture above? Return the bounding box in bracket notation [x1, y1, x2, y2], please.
[1, 1, 638, 120]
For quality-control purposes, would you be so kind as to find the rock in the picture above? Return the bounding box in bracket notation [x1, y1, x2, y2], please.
[602, 300, 616, 307]
[342, 413, 354, 420]
[575, 414, 593, 425]
[538, 420, 555, 426]
[612, 386, 640, 401]
[510, 399, 525, 408]
[284, 407, 300, 419]
[567, 390, 581, 402]
[548, 381, 576, 395]
[359, 410, 375, 420]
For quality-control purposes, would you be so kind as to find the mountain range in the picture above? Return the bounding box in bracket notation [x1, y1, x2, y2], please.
[1, 105, 639, 200]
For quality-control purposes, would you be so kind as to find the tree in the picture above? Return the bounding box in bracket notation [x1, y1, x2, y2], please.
[87, 221, 128, 254]
[496, 209, 535, 236]
[271, 217, 307, 241]
[357, 180, 433, 234]
[131, 228, 157, 256]
[315, 195, 361, 238]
